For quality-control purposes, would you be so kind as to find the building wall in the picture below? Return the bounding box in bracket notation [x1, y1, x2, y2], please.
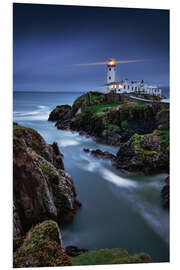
[107, 66, 116, 84]
[106, 81, 161, 97]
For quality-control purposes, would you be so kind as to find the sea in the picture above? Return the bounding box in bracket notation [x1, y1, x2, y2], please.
[13, 88, 170, 262]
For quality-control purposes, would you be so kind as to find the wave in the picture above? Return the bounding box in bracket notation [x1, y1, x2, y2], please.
[14, 111, 39, 116]
[13, 105, 51, 121]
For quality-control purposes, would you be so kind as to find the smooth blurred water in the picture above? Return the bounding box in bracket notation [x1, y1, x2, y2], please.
[13, 91, 169, 262]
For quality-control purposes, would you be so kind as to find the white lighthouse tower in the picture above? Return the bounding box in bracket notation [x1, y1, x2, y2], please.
[107, 58, 116, 84]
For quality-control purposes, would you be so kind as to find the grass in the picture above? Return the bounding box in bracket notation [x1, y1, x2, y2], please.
[121, 120, 128, 129]
[72, 92, 105, 114]
[122, 102, 149, 111]
[158, 130, 169, 153]
[107, 123, 120, 132]
[84, 103, 118, 116]
[71, 248, 152, 266]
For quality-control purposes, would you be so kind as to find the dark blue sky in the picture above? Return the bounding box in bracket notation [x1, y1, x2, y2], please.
[13, 3, 169, 92]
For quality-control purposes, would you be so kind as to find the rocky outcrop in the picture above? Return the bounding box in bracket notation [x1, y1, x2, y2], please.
[161, 176, 169, 209]
[65, 246, 88, 257]
[48, 104, 72, 122]
[83, 148, 116, 162]
[48, 92, 169, 147]
[13, 220, 71, 268]
[116, 130, 169, 174]
[13, 123, 81, 245]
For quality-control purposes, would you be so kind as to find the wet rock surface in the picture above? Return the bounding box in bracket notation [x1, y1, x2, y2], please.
[83, 148, 116, 162]
[13, 123, 81, 244]
[65, 246, 88, 257]
[161, 176, 170, 210]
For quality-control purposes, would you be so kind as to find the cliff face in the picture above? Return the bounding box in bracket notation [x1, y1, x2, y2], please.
[13, 123, 81, 246]
[48, 92, 169, 146]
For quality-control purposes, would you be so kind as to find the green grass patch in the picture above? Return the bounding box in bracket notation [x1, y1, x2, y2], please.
[121, 120, 128, 129]
[107, 123, 120, 133]
[159, 130, 169, 153]
[71, 248, 152, 266]
[85, 103, 118, 116]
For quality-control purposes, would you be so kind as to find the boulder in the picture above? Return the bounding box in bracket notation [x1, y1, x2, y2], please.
[116, 130, 169, 174]
[65, 246, 88, 257]
[13, 220, 71, 268]
[83, 148, 116, 162]
[48, 104, 72, 122]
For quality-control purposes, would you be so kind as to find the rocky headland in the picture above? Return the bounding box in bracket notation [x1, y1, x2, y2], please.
[49, 91, 169, 175]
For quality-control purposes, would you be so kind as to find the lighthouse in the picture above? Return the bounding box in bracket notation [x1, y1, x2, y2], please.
[107, 58, 116, 84]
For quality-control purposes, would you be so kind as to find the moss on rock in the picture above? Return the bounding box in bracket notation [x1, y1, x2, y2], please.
[13, 220, 71, 268]
[116, 129, 169, 174]
[71, 248, 152, 266]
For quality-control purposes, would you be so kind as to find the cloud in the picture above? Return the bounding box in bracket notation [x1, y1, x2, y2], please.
[72, 59, 151, 67]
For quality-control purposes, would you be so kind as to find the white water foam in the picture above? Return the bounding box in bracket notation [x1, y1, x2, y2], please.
[79, 153, 101, 172]
[101, 168, 138, 188]
[13, 105, 51, 121]
[59, 140, 79, 147]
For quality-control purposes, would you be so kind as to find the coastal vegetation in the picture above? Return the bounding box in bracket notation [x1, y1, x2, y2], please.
[13, 219, 152, 268]
[71, 248, 152, 265]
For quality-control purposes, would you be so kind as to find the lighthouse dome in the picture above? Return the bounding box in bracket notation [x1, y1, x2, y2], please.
[107, 58, 115, 67]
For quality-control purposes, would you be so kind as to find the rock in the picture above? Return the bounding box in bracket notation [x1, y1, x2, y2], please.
[65, 246, 88, 257]
[156, 109, 169, 130]
[13, 220, 71, 267]
[83, 148, 116, 162]
[48, 104, 72, 122]
[116, 130, 169, 174]
[83, 148, 90, 152]
[48, 92, 169, 148]
[161, 176, 169, 209]
[13, 123, 81, 241]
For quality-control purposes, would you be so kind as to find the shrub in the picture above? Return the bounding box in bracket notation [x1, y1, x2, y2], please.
[121, 120, 128, 129]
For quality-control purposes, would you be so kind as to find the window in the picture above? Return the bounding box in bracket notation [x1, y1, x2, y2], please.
[109, 76, 111, 80]
[124, 85, 126, 89]
[128, 85, 129, 89]
[109, 68, 111, 71]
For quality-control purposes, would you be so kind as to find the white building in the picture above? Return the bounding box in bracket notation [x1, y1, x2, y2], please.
[103, 59, 162, 97]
